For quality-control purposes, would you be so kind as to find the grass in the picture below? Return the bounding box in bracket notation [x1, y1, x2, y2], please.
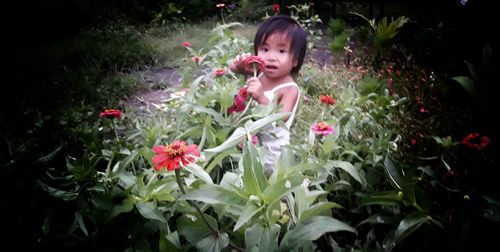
[141, 20, 257, 68]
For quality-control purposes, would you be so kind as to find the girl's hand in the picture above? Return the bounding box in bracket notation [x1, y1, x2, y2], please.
[246, 77, 268, 105]
[229, 52, 253, 75]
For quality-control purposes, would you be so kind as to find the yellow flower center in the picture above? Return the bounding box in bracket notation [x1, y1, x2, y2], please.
[166, 141, 187, 157]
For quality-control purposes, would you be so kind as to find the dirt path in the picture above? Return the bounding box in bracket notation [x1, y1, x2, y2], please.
[126, 44, 339, 113]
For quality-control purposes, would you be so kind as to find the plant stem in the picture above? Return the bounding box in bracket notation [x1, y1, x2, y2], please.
[111, 119, 119, 142]
[175, 169, 245, 252]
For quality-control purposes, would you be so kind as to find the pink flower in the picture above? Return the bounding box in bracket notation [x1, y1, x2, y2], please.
[216, 3, 225, 8]
[191, 56, 201, 63]
[311, 122, 334, 136]
[215, 68, 225, 76]
[181, 41, 191, 48]
[251, 135, 259, 145]
[100, 109, 122, 119]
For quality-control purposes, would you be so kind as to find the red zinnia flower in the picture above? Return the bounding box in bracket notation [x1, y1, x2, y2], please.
[461, 133, 491, 150]
[311, 122, 334, 136]
[244, 55, 266, 72]
[228, 87, 249, 114]
[319, 95, 335, 105]
[272, 4, 280, 13]
[152, 140, 200, 171]
[181, 41, 192, 48]
[100, 109, 122, 119]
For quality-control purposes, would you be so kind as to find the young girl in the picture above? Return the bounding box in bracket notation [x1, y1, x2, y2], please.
[229, 15, 307, 174]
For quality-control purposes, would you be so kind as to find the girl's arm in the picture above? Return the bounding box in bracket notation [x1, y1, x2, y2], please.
[277, 87, 299, 114]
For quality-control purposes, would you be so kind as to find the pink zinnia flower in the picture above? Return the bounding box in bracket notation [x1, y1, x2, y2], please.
[215, 68, 225, 76]
[191, 56, 201, 63]
[152, 140, 200, 171]
[311, 122, 334, 136]
[100, 109, 122, 119]
[181, 41, 192, 48]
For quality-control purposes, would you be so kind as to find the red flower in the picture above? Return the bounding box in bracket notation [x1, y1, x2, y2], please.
[461, 133, 491, 150]
[228, 87, 249, 114]
[215, 68, 225, 76]
[181, 41, 192, 48]
[319, 95, 335, 105]
[244, 55, 266, 72]
[152, 140, 200, 171]
[272, 4, 280, 13]
[100, 109, 122, 119]
[410, 138, 417, 145]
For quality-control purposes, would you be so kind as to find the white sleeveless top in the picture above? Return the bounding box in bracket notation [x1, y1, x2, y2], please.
[259, 82, 301, 173]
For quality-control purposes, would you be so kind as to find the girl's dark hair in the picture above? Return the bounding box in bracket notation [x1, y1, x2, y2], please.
[254, 15, 307, 77]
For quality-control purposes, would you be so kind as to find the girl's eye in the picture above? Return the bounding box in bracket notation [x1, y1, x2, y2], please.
[262, 48, 269, 52]
[280, 49, 286, 53]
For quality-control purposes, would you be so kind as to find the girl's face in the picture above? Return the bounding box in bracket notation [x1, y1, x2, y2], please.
[257, 32, 296, 81]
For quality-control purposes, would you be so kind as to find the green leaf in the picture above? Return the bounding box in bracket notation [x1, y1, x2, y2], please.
[358, 191, 403, 207]
[184, 162, 213, 184]
[242, 141, 268, 196]
[383, 154, 404, 191]
[234, 202, 265, 231]
[452, 76, 476, 95]
[245, 223, 280, 252]
[204, 127, 246, 153]
[74, 211, 88, 236]
[36, 144, 64, 163]
[205, 148, 238, 173]
[279, 216, 356, 250]
[159, 231, 181, 251]
[394, 212, 430, 243]
[204, 112, 290, 153]
[262, 174, 304, 203]
[326, 160, 366, 187]
[300, 202, 343, 221]
[357, 214, 399, 226]
[195, 232, 229, 252]
[180, 184, 245, 207]
[109, 195, 135, 219]
[135, 201, 167, 223]
[177, 214, 219, 244]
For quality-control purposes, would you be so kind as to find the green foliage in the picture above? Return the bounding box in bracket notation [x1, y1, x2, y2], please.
[5, 3, 498, 251]
[328, 18, 347, 36]
[351, 11, 409, 60]
[329, 30, 351, 52]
